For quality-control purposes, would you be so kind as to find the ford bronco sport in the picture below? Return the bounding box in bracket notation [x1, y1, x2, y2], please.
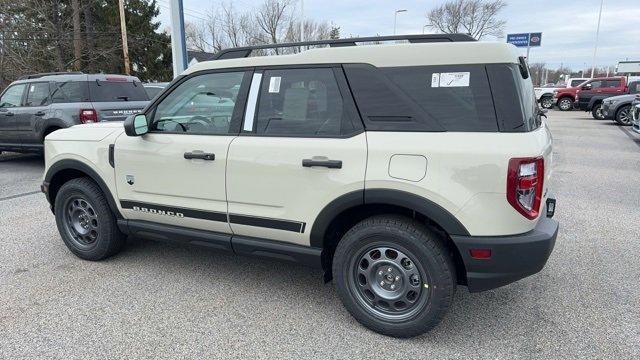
[0, 72, 148, 154]
[41, 34, 559, 338]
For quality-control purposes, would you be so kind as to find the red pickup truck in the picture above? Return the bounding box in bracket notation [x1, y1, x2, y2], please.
[553, 77, 629, 117]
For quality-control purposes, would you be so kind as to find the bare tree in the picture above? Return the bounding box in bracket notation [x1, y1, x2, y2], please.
[426, 0, 506, 40]
[255, 0, 292, 53]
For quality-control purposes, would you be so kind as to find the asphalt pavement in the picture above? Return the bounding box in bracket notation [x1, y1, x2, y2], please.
[0, 110, 639, 359]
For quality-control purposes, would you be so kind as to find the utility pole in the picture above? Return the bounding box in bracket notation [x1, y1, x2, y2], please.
[394, 9, 407, 35]
[590, 0, 604, 79]
[118, 0, 131, 75]
[300, 0, 304, 42]
[170, 0, 188, 77]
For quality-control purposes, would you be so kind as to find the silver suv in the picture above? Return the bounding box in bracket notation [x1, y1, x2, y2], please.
[0, 72, 149, 154]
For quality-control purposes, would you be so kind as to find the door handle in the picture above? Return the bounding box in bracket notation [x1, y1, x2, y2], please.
[184, 151, 215, 161]
[34, 111, 46, 116]
[302, 159, 342, 169]
[3, 112, 13, 117]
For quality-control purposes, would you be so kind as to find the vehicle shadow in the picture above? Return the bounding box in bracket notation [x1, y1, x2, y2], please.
[0, 152, 44, 164]
[113, 235, 530, 341]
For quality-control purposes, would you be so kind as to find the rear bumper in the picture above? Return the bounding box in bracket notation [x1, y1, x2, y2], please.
[451, 206, 558, 292]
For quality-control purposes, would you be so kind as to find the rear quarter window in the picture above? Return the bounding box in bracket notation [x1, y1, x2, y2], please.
[382, 65, 498, 132]
[88, 80, 149, 102]
[51, 81, 90, 103]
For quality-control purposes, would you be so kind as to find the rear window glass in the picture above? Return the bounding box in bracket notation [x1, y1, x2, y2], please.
[382, 65, 498, 132]
[51, 81, 89, 103]
[88, 80, 148, 102]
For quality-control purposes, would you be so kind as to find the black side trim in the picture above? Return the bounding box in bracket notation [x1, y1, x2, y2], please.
[232, 235, 322, 268]
[120, 200, 228, 222]
[123, 220, 232, 252]
[44, 159, 122, 218]
[229, 214, 304, 233]
[364, 189, 469, 236]
[108, 144, 115, 168]
[119, 219, 321, 267]
[119, 200, 306, 233]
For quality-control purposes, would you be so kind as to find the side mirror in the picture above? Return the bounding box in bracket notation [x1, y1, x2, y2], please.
[124, 114, 148, 136]
[582, 84, 592, 90]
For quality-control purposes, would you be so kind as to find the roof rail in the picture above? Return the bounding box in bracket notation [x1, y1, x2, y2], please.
[212, 34, 476, 60]
[18, 71, 84, 80]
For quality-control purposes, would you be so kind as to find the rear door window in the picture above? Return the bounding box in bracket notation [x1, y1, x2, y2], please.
[253, 68, 359, 136]
[605, 79, 621, 88]
[89, 80, 149, 102]
[0, 84, 27, 108]
[24, 82, 50, 106]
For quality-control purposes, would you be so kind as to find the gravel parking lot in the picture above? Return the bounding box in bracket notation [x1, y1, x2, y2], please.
[1, 110, 639, 359]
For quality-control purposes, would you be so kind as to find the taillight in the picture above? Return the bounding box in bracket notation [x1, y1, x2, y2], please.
[507, 157, 544, 220]
[79, 109, 98, 124]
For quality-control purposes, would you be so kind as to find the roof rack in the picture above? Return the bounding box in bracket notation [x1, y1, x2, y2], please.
[18, 71, 84, 80]
[212, 34, 476, 60]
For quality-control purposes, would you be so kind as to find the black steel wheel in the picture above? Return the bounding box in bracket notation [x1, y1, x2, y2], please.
[333, 215, 455, 338]
[615, 105, 632, 125]
[54, 177, 125, 260]
[350, 245, 431, 321]
[62, 195, 100, 250]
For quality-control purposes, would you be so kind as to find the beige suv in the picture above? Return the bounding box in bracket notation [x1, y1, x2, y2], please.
[41, 34, 558, 338]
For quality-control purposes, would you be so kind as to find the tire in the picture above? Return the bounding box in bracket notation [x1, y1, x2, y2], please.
[557, 97, 573, 111]
[332, 215, 455, 338]
[591, 103, 605, 120]
[614, 105, 632, 126]
[54, 177, 125, 260]
[540, 96, 554, 109]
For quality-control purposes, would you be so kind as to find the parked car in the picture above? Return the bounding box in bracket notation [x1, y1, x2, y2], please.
[40, 34, 558, 338]
[0, 72, 149, 154]
[601, 81, 640, 125]
[553, 77, 629, 113]
[632, 100, 640, 134]
[143, 82, 169, 100]
[534, 78, 589, 109]
[574, 77, 630, 119]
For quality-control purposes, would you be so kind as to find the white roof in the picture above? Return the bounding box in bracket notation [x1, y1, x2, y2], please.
[183, 41, 521, 75]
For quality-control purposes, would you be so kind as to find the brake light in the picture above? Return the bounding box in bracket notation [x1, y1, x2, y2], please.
[79, 109, 98, 124]
[507, 157, 544, 220]
[105, 76, 128, 82]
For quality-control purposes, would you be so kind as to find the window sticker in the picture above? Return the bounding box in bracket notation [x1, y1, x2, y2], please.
[30, 85, 36, 92]
[431, 73, 440, 88]
[439, 72, 470, 87]
[268, 76, 282, 93]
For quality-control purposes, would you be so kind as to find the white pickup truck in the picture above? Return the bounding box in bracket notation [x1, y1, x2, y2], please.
[534, 78, 589, 109]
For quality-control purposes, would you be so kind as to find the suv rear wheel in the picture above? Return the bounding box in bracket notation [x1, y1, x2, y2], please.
[332, 215, 455, 338]
[614, 104, 632, 125]
[54, 177, 125, 260]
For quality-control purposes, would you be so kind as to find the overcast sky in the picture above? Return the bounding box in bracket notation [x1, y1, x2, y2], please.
[155, 0, 640, 71]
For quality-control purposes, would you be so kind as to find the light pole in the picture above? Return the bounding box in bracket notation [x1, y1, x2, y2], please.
[590, 0, 604, 78]
[394, 9, 407, 35]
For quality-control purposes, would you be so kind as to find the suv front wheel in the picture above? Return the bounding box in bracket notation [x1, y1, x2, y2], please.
[54, 177, 125, 260]
[332, 215, 455, 338]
